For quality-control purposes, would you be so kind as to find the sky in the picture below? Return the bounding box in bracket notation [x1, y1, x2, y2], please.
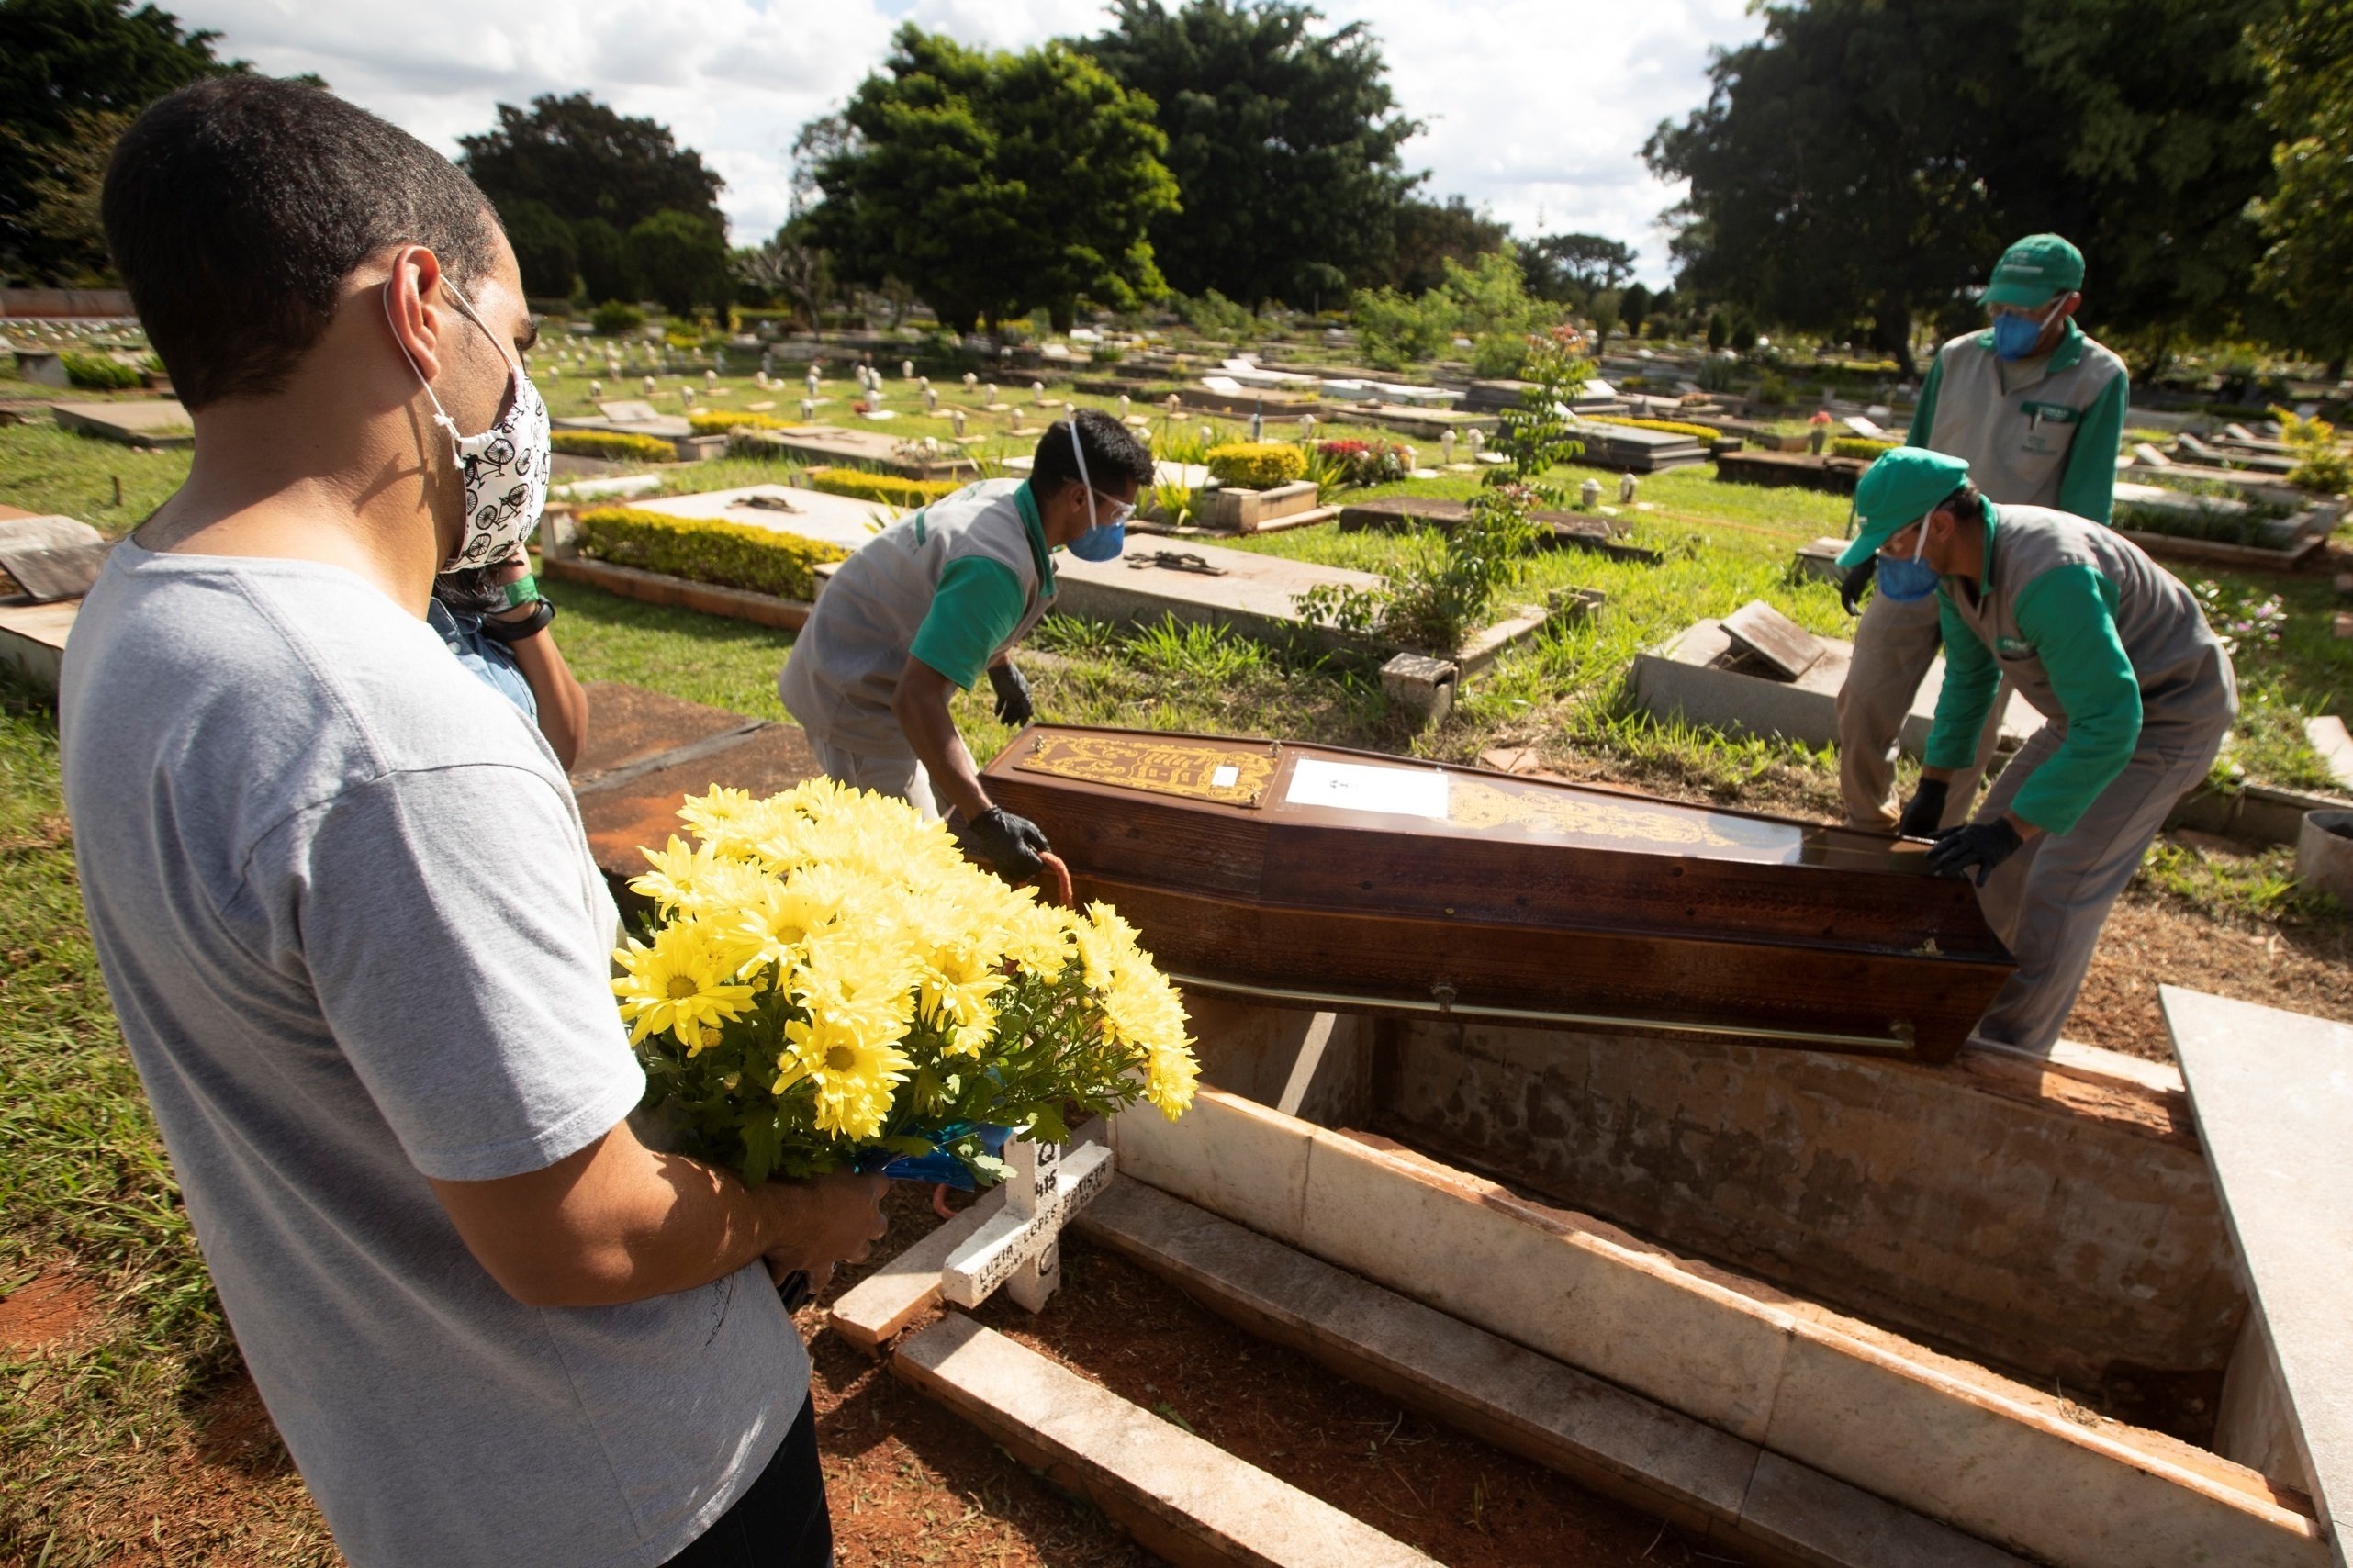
[169, 0, 1768, 287]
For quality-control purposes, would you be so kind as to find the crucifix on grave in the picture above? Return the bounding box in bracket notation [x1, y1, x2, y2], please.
[940, 1136, 1115, 1311]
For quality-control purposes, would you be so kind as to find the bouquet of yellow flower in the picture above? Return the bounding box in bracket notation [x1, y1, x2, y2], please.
[612, 778, 1198, 1187]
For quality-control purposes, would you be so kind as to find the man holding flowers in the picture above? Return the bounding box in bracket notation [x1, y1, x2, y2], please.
[62, 78, 880, 1567]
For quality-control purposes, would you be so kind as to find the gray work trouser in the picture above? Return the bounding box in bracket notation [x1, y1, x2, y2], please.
[808, 736, 947, 823]
[1966, 718, 2227, 1054]
[1836, 588, 2000, 833]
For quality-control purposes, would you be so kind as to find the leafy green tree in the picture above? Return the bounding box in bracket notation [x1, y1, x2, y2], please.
[0, 0, 238, 280]
[809, 27, 1178, 334]
[625, 209, 730, 314]
[459, 95, 724, 235]
[1518, 232, 1637, 304]
[1372, 195, 1508, 294]
[574, 217, 632, 304]
[2247, 0, 2353, 378]
[1085, 0, 1419, 308]
[504, 197, 578, 299]
[1350, 248, 1539, 370]
[1588, 288, 1623, 356]
[1621, 282, 1652, 338]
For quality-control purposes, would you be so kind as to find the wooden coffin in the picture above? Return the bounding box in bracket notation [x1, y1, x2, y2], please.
[981, 725, 2015, 1063]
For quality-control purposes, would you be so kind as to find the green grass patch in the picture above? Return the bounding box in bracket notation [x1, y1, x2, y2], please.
[0, 419, 192, 532]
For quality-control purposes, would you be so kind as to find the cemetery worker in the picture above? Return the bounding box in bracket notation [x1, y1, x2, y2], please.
[62, 78, 885, 1568]
[1839, 448, 2235, 1053]
[1836, 232, 2130, 834]
[431, 554, 588, 767]
[778, 409, 1151, 883]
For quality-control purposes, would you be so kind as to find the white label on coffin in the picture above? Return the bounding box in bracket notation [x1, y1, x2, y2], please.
[1212, 765, 1239, 789]
[1283, 758, 1451, 820]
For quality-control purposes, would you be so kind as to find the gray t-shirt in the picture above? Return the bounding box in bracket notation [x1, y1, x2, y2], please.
[58, 542, 805, 1568]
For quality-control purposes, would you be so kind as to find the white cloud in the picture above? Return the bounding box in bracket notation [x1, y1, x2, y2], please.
[172, 0, 1762, 284]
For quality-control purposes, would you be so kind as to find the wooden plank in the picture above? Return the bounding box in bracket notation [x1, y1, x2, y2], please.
[2164, 988, 2353, 1568]
[828, 1185, 1006, 1355]
[1721, 599, 1825, 680]
[892, 1313, 1440, 1568]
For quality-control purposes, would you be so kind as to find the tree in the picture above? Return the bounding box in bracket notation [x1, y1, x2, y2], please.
[504, 197, 578, 300]
[2247, 0, 2353, 378]
[574, 217, 632, 304]
[0, 0, 239, 280]
[734, 229, 831, 327]
[1588, 287, 1623, 357]
[1373, 195, 1508, 294]
[1084, 0, 1420, 309]
[1621, 282, 1652, 339]
[459, 95, 724, 235]
[625, 209, 730, 314]
[808, 27, 1178, 334]
[1518, 232, 1637, 304]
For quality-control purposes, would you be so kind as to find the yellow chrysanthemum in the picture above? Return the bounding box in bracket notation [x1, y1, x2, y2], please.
[920, 936, 1010, 1056]
[774, 1004, 912, 1139]
[1074, 902, 1145, 990]
[678, 785, 760, 844]
[612, 920, 757, 1054]
[731, 868, 849, 978]
[630, 834, 727, 913]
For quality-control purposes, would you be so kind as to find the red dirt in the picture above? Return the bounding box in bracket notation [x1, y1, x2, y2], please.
[0, 1271, 100, 1354]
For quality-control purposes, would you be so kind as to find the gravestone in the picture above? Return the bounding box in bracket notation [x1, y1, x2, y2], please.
[1720, 599, 1825, 679]
[1051, 539, 1385, 646]
[50, 399, 193, 449]
[733, 424, 975, 481]
[631, 485, 897, 553]
[0, 513, 104, 553]
[0, 540, 113, 602]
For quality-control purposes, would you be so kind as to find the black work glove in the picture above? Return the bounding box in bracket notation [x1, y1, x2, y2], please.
[959, 807, 1051, 883]
[987, 661, 1034, 727]
[1925, 820, 2022, 887]
[1839, 556, 1876, 616]
[1896, 778, 1950, 839]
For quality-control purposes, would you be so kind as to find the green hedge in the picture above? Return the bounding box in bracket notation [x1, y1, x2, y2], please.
[551, 430, 676, 463]
[1205, 441, 1306, 489]
[1831, 436, 1899, 461]
[805, 467, 963, 508]
[573, 507, 849, 601]
[62, 353, 143, 390]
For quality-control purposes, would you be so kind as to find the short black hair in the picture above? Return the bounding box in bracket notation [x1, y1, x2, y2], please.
[102, 76, 500, 410]
[1032, 409, 1156, 497]
[1936, 481, 1987, 524]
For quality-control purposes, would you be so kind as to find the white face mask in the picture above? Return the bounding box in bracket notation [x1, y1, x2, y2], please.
[384, 281, 551, 569]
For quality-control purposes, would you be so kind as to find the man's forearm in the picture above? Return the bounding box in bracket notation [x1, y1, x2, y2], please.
[506, 630, 588, 769]
[892, 666, 993, 821]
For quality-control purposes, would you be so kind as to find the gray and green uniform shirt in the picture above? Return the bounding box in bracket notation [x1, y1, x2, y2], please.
[779, 478, 1057, 756]
[1909, 319, 2128, 521]
[1927, 502, 2235, 834]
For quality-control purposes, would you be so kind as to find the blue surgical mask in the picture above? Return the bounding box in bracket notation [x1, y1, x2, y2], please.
[1060, 420, 1130, 562]
[1991, 301, 2059, 362]
[1875, 522, 1941, 601]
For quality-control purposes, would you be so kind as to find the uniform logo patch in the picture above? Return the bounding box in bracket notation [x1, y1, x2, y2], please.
[1996, 635, 2033, 658]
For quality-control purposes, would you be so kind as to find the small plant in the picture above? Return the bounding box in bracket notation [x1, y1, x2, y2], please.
[1472, 331, 1530, 379]
[1145, 478, 1198, 528]
[804, 467, 962, 509]
[590, 299, 645, 336]
[2269, 405, 2350, 495]
[1490, 327, 1591, 500]
[1314, 438, 1410, 487]
[2191, 579, 2290, 654]
[550, 430, 677, 463]
[1830, 436, 1898, 461]
[1205, 442, 1306, 490]
[62, 353, 142, 390]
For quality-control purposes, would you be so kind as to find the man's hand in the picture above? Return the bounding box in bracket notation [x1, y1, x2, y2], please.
[756, 1171, 889, 1291]
[1926, 820, 2023, 886]
[960, 806, 1051, 882]
[1896, 778, 1950, 838]
[987, 662, 1034, 727]
[1839, 557, 1876, 616]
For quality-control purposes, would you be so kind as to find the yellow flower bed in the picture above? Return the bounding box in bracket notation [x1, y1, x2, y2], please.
[551, 430, 677, 463]
[805, 466, 964, 509]
[1205, 441, 1307, 489]
[1832, 436, 1899, 461]
[1585, 415, 1723, 442]
[617, 781, 1198, 1182]
[572, 506, 848, 601]
[688, 409, 800, 435]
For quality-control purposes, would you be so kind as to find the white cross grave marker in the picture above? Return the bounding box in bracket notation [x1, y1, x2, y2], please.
[941, 1137, 1115, 1312]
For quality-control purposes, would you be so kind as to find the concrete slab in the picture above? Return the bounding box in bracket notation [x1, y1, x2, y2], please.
[2304, 715, 2353, 791]
[0, 514, 104, 552]
[734, 424, 976, 481]
[573, 721, 822, 886]
[831, 1185, 1009, 1354]
[631, 484, 892, 553]
[0, 599, 74, 692]
[2165, 988, 2353, 1568]
[50, 398, 192, 448]
[1631, 619, 2043, 756]
[1051, 539, 1384, 644]
[894, 1312, 1440, 1568]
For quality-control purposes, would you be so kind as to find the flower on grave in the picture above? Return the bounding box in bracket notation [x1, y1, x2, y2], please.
[617, 779, 1197, 1184]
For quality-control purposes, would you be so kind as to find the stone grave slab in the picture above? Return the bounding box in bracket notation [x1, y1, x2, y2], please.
[2164, 988, 2353, 1567]
[1051, 540, 1384, 644]
[50, 399, 192, 448]
[631, 485, 894, 553]
[555, 409, 691, 439]
[735, 424, 975, 481]
[0, 599, 75, 692]
[1338, 496, 1662, 566]
[2305, 716, 2353, 791]
[1794, 537, 1848, 582]
[597, 399, 666, 423]
[1632, 619, 2043, 756]
[1571, 420, 1709, 473]
[0, 513, 104, 553]
[1720, 599, 1825, 679]
[0, 540, 112, 602]
[1717, 450, 1867, 495]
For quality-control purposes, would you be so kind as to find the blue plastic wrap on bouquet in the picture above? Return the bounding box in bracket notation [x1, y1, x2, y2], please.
[857, 1122, 1013, 1190]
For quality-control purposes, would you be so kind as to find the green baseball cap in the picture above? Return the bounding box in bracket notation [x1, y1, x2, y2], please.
[1984, 233, 2084, 308]
[1836, 448, 1974, 569]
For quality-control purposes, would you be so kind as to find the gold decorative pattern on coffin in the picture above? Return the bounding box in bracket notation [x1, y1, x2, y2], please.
[1014, 733, 1276, 806]
[1447, 778, 1747, 849]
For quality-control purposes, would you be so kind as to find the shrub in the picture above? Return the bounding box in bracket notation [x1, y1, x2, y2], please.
[2270, 405, 2351, 495]
[1830, 436, 1898, 461]
[1205, 442, 1306, 489]
[590, 299, 645, 336]
[688, 409, 798, 435]
[574, 507, 848, 600]
[1472, 332, 1530, 379]
[1586, 415, 1721, 442]
[804, 466, 963, 509]
[1316, 438, 1409, 487]
[551, 430, 677, 463]
[62, 353, 142, 390]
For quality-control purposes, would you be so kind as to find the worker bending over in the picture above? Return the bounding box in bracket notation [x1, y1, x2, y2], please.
[1840, 449, 2235, 1053]
[1838, 233, 2129, 832]
[779, 409, 1152, 883]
